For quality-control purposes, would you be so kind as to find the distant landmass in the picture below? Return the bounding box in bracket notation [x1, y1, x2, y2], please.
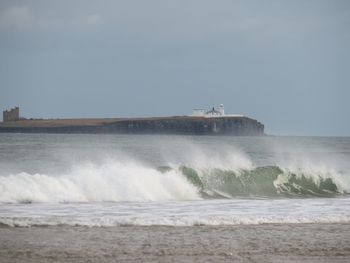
[0, 105, 264, 136]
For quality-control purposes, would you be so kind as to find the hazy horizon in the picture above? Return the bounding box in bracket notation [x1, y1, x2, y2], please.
[1, 0, 349, 136]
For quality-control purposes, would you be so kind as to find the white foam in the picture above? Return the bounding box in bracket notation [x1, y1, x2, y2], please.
[0, 160, 200, 203]
[275, 162, 349, 194]
[1, 198, 350, 227]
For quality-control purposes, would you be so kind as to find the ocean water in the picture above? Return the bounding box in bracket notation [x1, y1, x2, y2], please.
[0, 133, 349, 227]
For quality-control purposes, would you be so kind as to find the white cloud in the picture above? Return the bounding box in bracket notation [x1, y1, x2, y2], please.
[0, 6, 34, 30]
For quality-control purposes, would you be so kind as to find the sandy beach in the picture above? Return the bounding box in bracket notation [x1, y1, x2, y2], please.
[1, 223, 349, 263]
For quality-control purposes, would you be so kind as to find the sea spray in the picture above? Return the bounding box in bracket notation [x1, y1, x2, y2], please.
[0, 160, 200, 203]
[0, 160, 347, 204]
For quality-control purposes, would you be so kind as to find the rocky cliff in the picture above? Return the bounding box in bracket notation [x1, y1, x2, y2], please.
[0, 116, 264, 136]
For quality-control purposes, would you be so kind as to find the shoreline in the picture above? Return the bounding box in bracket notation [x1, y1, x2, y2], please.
[1, 223, 349, 262]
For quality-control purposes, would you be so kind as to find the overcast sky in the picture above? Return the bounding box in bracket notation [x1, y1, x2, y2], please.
[0, 0, 349, 135]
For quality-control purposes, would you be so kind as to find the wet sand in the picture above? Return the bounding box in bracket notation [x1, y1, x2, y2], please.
[0, 223, 350, 262]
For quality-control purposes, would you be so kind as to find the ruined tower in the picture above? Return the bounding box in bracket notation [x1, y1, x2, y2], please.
[3, 107, 19, 122]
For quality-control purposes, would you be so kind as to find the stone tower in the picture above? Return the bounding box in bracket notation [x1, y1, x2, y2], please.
[3, 107, 19, 122]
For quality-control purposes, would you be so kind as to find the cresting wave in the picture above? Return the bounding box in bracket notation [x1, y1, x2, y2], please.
[176, 165, 347, 198]
[0, 159, 348, 204]
[0, 161, 200, 203]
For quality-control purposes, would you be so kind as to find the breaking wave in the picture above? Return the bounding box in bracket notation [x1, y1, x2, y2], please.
[0, 161, 200, 204]
[0, 159, 348, 204]
[177, 165, 347, 198]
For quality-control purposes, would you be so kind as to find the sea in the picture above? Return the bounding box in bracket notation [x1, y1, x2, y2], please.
[0, 133, 349, 228]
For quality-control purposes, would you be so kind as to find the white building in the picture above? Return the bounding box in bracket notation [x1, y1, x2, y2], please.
[192, 104, 226, 117]
[192, 109, 206, 116]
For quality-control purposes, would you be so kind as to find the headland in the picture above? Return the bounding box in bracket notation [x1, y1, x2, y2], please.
[0, 105, 264, 135]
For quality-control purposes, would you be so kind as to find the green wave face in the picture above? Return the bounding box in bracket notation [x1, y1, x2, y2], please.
[174, 166, 344, 198]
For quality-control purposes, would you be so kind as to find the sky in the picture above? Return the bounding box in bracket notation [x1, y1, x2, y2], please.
[0, 0, 349, 136]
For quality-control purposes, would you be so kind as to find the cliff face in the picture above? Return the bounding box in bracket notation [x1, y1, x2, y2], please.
[103, 116, 264, 135]
[0, 116, 264, 136]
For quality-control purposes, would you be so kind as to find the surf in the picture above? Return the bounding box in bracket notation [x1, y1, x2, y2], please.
[0, 160, 200, 204]
[176, 165, 346, 198]
[0, 158, 347, 204]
